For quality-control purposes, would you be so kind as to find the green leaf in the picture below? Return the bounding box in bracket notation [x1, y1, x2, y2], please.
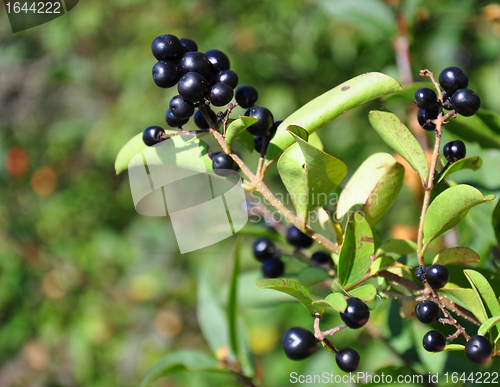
[493, 199, 500, 246]
[376, 239, 417, 258]
[234, 129, 255, 152]
[432, 247, 480, 266]
[277, 129, 347, 226]
[422, 185, 495, 253]
[317, 207, 338, 242]
[308, 131, 323, 150]
[436, 156, 483, 184]
[370, 256, 410, 275]
[336, 152, 404, 227]
[440, 287, 488, 324]
[478, 316, 500, 337]
[225, 116, 258, 152]
[464, 270, 500, 331]
[429, 344, 465, 355]
[445, 109, 500, 150]
[286, 125, 308, 141]
[115, 132, 148, 174]
[139, 351, 226, 387]
[348, 284, 377, 303]
[337, 213, 374, 287]
[369, 111, 429, 183]
[227, 238, 241, 359]
[323, 293, 348, 312]
[331, 280, 350, 297]
[264, 72, 403, 169]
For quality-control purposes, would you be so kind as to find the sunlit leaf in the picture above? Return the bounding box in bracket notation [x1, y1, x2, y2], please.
[348, 284, 377, 303]
[445, 109, 500, 150]
[428, 344, 465, 355]
[440, 287, 488, 324]
[432, 247, 480, 266]
[115, 132, 148, 174]
[464, 270, 500, 332]
[370, 256, 410, 275]
[323, 292, 348, 312]
[225, 116, 258, 153]
[478, 316, 500, 337]
[436, 156, 482, 184]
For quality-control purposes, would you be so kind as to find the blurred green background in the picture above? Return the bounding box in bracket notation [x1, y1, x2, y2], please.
[1, 0, 500, 386]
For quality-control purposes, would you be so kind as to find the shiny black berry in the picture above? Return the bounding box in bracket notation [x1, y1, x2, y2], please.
[205, 49, 230, 72]
[336, 347, 360, 372]
[214, 69, 239, 89]
[340, 297, 370, 329]
[252, 238, 276, 262]
[179, 51, 211, 79]
[414, 88, 437, 110]
[439, 67, 468, 94]
[209, 82, 234, 106]
[169, 95, 194, 119]
[194, 108, 217, 129]
[415, 300, 440, 324]
[417, 106, 439, 131]
[212, 153, 238, 176]
[286, 226, 313, 249]
[464, 335, 493, 364]
[179, 37, 198, 53]
[443, 140, 466, 163]
[415, 265, 428, 283]
[151, 34, 183, 61]
[262, 257, 285, 278]
[235, 85, 258, 108]
[422, 330, 446, 352]
[177, 72, 209, 103]
[152, 61, 180, 88]
[143, 126, 164, 146]
[282, 327, 317, 360]
[244, 107, 274, 136]
[311, 251, 334, 266]
[426, 264, 449, 289]
[451, 89, 481, 117]
[165, 109, 189, 128]
[253, 120, 281, 152]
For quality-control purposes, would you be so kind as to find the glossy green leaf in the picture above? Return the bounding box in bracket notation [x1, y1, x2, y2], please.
[308, 131, 323, 150]
[493, 199, 500, 246]
[348, 284, 377, 303]
[464, 270, 500, 329]
[331, 280, 350, 297]
[235, 129, 255, 152]
[139, 351, 226, 387]
[337, 213, 374, 287]
[375, 239, 417, 258]
[323, 292, 348, 313]
[370, 256, 410, 275]
[277, 129, 347, 226]
[115, 132, 148, 174]
[440, 287, 488, 324]
[429, 344, 465, 355]
[369, 111, 429, 183]
[422, 185, 495, 253]
[337, 152, 404, 227]
[478, 316, 500, 337]
[445, 109, 500, 150]
[263, 72, 403, 170]
[255, 278, 315, 316]
[432, 247, 480, 266]
[436, 156, 483, 184]
[286, 125, 308, 141]
[227, 238, 242, 358]
[225, 116, 258, 152]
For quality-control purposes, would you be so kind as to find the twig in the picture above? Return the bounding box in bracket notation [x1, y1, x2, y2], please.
[431, 289, 470, 340]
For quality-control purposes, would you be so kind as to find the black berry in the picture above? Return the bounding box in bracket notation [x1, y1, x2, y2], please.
[464, 335, 493, 364]
[177, 72, 209, 103]
[311, 251, 334, 266]
[451, 89, 481, 117]
[286, 226, 313, 249]
[179, 37, 198, 53]
[211, 153, 238, 176]
[417, 106, 439, 131]
[254, 136, 264, 153]
[165, 109, 188, 128]
[439, 67, 469, 94]
[151, 34, 183, 61]
[244, 107, 274, 136]
[152, 61, 180, 88]
[179, 51, 211, 79]
[414, 88, 437, 110]
[214, 69, 239, 89]
[143, 126, 164, 146]
[336, 347, 360, 372]
[235, 85, 258, 108]
[415, 265, 428, 283]
[253, 120, 281, 153]
[252, 238, 277, 262]
[281, 327, 317, 360]
[262, 257, 285, 278]
[426, 264, 449, 289]
[194, 108, 217, 129]
[415, 300, 440, 324]
[442, 92, 453, 110]
[205, 49, 230, 72]
[340, 297, 370, 329]
[422, 330, 446, 352]
[209, 82, 234, 106]
[443, 140, 466, 163]
[169, 95, 194, 119]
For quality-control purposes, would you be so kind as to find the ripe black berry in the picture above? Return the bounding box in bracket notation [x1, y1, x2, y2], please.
[286, 226, 313, 249]
[439, 67, 468, 94]
[143, 126, 164, 146]
[179, 37, 198, 53]
[340, 297, 370, 329]
[177, 72, 209, 103]
[415, 265, 428, 283]
[422, 330, 446, 352]
[244, 107, 274, 136]
[169, 95, 194, 119]
[464, 335, 493, 364]
[235, 85, 258, 108]
[262, 257, 285, 278]
[417, 106, 439, 131]
[426, 264, 449, 289]
[151, 34, 183, 61]
[253, 120, 281, 152]
[415, 300, 440, 324]
[442, 92, 453, 110]
[152, 61, 180, 88]
[252, 238, 277, 262]
[451, 88, 481, 117]
[214, 69, 239, 89]
[209, 82, 234, 106]
[311, 251, 334, 266]
[205, 49, 230, 72]
[281, 327, 317, 360]
[194, 108, 217, 129]
[165, 109, 189, 128]
[211, 152, 238, 176]
[414, 88, 437, 110]
[179, 51, 212, 79]
[336, 347, 360, 372]
[443, 140, 466, 163]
